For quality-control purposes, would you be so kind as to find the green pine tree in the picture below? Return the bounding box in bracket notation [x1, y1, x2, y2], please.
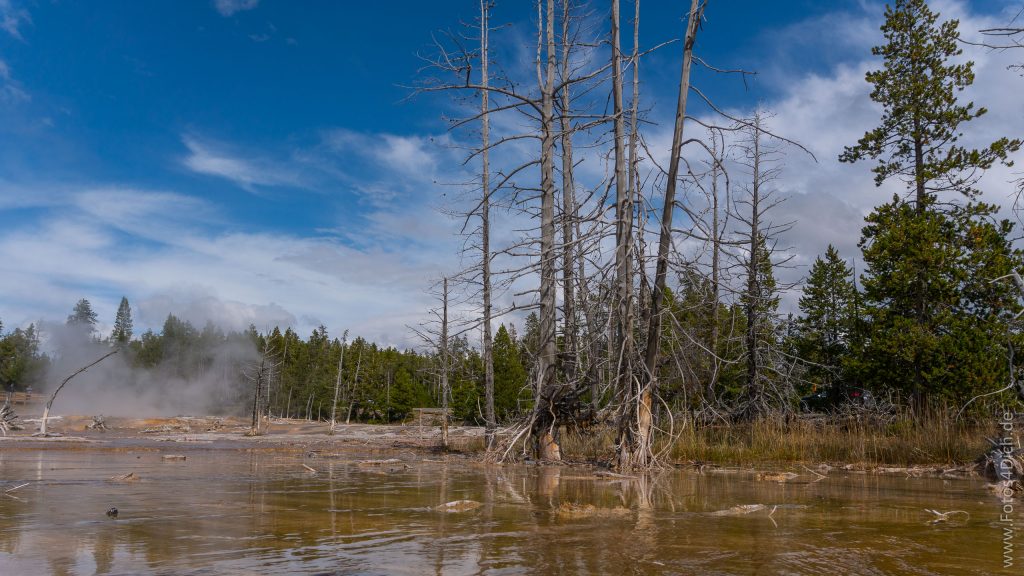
[796, 245, 858, 397]
[839, 0, 1020, 207]
[67, 298, 98, 328]
[0, 324, 47, 391]
[841, 0, 1024, 410]
[493, 324, 529, 421]
[855, 198, 1023, 405]
[111, 296, 133, 344]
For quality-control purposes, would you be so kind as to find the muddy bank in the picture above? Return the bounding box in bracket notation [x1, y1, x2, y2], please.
[0, 414, 486, 454]
[0, 413, 1002, 483]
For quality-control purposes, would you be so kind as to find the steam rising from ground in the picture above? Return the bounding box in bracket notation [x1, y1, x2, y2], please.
[37, 322, 259, 418]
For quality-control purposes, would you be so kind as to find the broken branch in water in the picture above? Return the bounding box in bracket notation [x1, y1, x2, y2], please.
[4, 483, 29, 494]
[924, 509, 969, 524]
[801, 465, 828, 481]
[355, 458, 403, 466]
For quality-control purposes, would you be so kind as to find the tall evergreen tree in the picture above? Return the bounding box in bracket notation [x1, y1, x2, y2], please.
[839, 0, 1019, 208]
[67, 298, 98, 328]
[796, 246, 857, 396]
[841, 0, 1024, 409]
[111, 296, 133, 344]
[493, 324, 529, 421]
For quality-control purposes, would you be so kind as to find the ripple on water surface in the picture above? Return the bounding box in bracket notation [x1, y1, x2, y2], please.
[0, 449, 1017, 575]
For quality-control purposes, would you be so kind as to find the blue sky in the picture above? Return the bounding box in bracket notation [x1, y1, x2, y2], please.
[1, 0, 1022, 346]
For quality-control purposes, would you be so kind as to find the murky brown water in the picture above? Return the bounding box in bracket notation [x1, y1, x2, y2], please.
[0, 445, 1019, 575]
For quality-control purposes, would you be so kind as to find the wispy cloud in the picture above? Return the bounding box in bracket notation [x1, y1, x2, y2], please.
[181, 134, 307, 191]
[213, 0, 259, 18]
[0, 58, 29, 104]
[322, 128, 451, 179]
[0, 0, 30, 40]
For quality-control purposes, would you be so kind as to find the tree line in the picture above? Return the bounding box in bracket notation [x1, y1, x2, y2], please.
[1, 296, 538, 425]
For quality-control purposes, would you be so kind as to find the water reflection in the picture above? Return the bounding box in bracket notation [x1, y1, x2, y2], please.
[0, 447, 1016, 575]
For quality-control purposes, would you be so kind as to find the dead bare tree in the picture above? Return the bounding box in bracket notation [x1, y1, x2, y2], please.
[37, 349, 119, 437]
[409, 276, 465, 450]
[249, 340, 279, 436]
[617, 0, 705, 472]
[441, 277, 452, 449]
[345, 342, 363, 424]
[611, 0, 637, 470]
[558, 0, 578, 391]
[532, 0, 562, 461]
[479, 0, 498, 450]
[680, 128, 732, 406]
[0, 398, 24, 435]
[731, 110, 795, 419]
[329, 329, 349, 434]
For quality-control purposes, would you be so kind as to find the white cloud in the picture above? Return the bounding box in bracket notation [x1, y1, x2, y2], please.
[0, 0, 30, 40]
[213, 0, 259, 17]
[321, 128, 455, 181]
[0, 58, 29, 104]
[0, 185, 459, 347]
[181, 135, 306, 191]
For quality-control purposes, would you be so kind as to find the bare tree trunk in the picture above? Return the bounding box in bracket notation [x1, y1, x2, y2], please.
[573, 206, 603, 412]
[345, 346, 362, 424]
[533, 0, 561, 461]
[250, 341, 276, 436]
[624, 0, 704, 471]
[709, 133, 722, 404]
[329, 331, 348, 434]
[611, 0, 635, 437]
[480, 0, 497, 450]
[631, 0, 645, 334]
[559, 0, 577, 384]
[745, 116, 761, 410]
[37, 349, 119, 436]
[441, 277, 451, 450]
[250, 350, 265, 435]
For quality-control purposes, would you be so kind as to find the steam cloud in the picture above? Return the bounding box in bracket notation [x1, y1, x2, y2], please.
[37, 321, 260, 418]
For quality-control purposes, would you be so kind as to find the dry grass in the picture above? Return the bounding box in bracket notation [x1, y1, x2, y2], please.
[663, 415, 986, 467]
[555, 409, 994, 467]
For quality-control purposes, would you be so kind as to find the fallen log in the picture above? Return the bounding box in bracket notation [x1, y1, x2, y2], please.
[86, 415, 108, 432]
[0, 400, 24, 435]
[435, 500, 482, 513]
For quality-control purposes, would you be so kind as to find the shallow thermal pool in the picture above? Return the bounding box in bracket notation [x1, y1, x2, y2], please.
[0, 444, 1019, 574]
